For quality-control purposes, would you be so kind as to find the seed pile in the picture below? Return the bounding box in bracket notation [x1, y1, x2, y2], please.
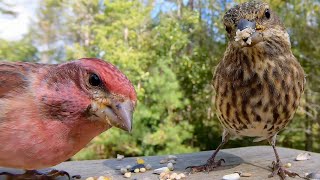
[159, 172, 186, 180]
[119, 157, 152, 178]
[154, 155, 187, 180]
[85, 176, 111, 180]
[234, 27, 255, 46]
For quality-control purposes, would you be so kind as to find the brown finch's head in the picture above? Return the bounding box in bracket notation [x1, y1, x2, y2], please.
[40, 58, 136, 132]
[223, 1, 290, 49]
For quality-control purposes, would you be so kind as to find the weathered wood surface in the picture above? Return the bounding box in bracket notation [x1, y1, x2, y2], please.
[0, 146, 319, 180]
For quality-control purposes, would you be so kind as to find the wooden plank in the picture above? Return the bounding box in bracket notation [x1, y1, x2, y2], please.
[1, 146, 319, 179]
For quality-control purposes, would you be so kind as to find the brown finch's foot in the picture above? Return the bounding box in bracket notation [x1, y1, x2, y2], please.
[186, 159, 225, 173]
[269, 161, 301, 180]
[0, 169, 81, 180]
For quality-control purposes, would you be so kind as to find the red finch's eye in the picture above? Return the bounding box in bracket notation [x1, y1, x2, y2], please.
[265, 9, 271, 19]
[89, 73, 101, 86]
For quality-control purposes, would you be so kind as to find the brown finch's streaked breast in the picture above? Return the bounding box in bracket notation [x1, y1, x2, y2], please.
[213, 1, 305, 141]
[213, 34, 305, 140]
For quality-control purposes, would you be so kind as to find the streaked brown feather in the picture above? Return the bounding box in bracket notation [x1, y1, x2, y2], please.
[213, 1, 305, 140]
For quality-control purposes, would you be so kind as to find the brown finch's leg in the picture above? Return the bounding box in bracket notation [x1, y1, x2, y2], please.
[268, 135, 301, 180]
[0, 169, 81, 180]
[186, 130, 230, 172]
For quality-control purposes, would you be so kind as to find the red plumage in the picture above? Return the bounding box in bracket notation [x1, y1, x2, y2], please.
[0, 58, 136, 176]
[76, 58, 137, 102]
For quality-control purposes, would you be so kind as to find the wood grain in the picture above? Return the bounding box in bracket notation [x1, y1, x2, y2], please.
[0, 146, 319, 180]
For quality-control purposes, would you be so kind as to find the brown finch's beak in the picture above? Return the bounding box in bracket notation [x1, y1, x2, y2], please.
[236, 19, 264, 46]
[237, 19, 256, 31]
[103, 99, 134, 132]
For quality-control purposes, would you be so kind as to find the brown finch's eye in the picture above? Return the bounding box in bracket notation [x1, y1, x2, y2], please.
[89, 73, 101, 86]
[225, 26, 232, 33]
[265, 9, 271, 19]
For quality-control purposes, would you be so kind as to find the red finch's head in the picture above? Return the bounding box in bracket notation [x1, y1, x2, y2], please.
[76, 58, 137, 131]
[39, 58, 137, 132]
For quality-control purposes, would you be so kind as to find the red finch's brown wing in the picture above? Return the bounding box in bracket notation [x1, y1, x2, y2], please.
[0, 62, 42, 98]
[0, 69, 27, 98]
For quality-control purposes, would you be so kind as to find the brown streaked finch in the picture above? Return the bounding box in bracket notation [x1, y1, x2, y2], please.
[0, 58, 137, 179]
[187, 1, 305, 179]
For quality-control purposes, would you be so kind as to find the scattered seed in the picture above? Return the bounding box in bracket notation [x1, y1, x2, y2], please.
[124, 172, 131, 178]
[117, 154, 124, 160]
[126, 165, 132, 169]
[130, 164, 145, 172]
[240, 172, 252, 177]
[168, 159, 177, 164]
[222, 173, 241, 180]
[146, 164, 152, 170]
[120, 168, 128, 175]
[164, 174, 170, 179]
[176, 174, 182, 180]
[159, 172, 170, 180]
[136, 157, 145, 164]
[140, 168, 146, 173]
[167, 155, 178, 161]
[160, 155, 177, 165]
[160, 172, 167, 178]
[134, 168, 140, 173]
[170, 173, 178, 179]
[160, 159, 168, 164]
[97, 176, 110, 180]
[153, 167, 170, 174]
[159, 172, 186, 180]
[284, 163, 292, 168]
[295, 152, 311, 161]
[179, 173, 186, 178]
[234, 27, 255, 46]
[167, 162, 174, 171]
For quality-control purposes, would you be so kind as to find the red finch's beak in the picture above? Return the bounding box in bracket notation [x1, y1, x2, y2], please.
[103, 99, 134, 132]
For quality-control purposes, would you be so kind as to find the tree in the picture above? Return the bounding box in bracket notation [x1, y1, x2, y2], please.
[0, 0, 16, 17]
[1, 0, 319, 158]
[0, 37, 37, 62]
[67, 0, 198, 159]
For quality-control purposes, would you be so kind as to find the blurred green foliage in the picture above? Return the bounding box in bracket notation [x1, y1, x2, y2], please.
[0, 37, 37, 62]
[0, 0, 319, 159]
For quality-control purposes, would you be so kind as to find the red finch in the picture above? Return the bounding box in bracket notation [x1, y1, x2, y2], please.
[187, 1, 305, 180]
[0, 58, 136, 179]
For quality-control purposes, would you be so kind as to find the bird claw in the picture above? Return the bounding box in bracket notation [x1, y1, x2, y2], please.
[0, 169, 81, 180]
[186, 158, 225, 173]
[46, 169, 81, 179]
[268, 161, 303, 180]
